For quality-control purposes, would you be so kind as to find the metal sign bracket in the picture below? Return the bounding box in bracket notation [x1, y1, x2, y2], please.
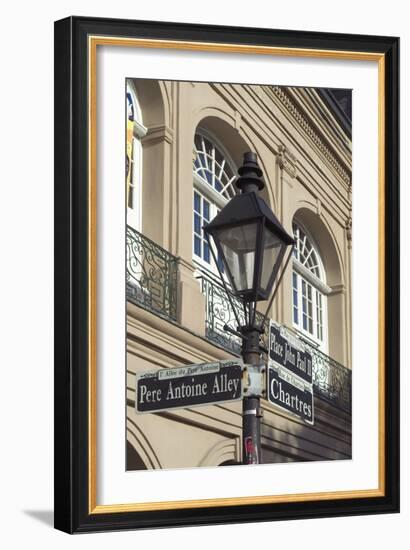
[243, 364, 266, 398]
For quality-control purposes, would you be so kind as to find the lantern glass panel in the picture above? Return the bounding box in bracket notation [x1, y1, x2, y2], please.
[260, 228, 285, 295]
[214, 222, 258, 294]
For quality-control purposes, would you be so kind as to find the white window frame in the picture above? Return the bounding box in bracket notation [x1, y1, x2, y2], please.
[126, 82, 147, 231]
[292, 222, 331, 354]
[192, 129, 238, 280]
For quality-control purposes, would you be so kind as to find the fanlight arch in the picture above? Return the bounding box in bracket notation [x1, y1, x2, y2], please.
[193, 130, 238, 202]
[291, 206, 347, 364]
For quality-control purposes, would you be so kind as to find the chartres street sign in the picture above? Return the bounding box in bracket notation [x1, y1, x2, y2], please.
[268, 321, 314, 425]
[267, 366, 314, 425]
[136, 360, 243, 413]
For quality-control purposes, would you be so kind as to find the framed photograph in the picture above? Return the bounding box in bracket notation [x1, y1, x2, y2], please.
[54, 16, 399, 533]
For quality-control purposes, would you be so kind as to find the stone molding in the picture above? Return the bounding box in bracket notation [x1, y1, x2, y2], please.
[277, 144, 297, 178]
[142, 124, 174, 146]
[345, 216, 352, 248]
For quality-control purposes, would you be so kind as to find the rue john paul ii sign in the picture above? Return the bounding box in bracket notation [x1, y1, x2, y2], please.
[268, 321, 314, 425]
[136, 360, 243, 413]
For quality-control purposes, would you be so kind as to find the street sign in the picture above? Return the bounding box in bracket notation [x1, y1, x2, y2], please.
[136, 360, 243, 413]
[267, 365, 314, 425]
[269, 321, 313, 384]
[267, 321, 314, 425]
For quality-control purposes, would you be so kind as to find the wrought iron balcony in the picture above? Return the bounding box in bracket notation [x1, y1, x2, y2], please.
[197, 273, 351, 413]
[126, 226, 179, 321]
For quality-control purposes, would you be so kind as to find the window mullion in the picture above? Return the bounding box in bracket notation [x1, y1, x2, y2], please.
[211, 145, 215, 189]
[312, 289, 318, 339]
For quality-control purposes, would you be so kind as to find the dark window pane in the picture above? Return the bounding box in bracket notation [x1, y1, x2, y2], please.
[203, 200, 210, 220]
[198, 152, 206, 166]
[194, 236, 201, 257]
[194, 213, 201, 234]
[203, 242, 210, 263]
[194, 192, 201, 213]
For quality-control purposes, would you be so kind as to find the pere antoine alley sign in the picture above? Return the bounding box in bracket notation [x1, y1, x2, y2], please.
[267, 321, 314, 425]
[136, 324, 314, 425]
[136, 360, 243, 413]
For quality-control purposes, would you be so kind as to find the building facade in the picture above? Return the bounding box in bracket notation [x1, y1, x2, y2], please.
[126, 79, 352, 469]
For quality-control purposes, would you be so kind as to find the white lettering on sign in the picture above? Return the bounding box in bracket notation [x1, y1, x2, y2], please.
[271, 333, 284, 357]
[139, 385, 162, 403]
[269, 321, 313, 384]
[158, 363, 219, 380]
[284, 343, 296, 366]
[270, 378, 312, 419]
[136, 361, 243, 413]
[164, 379, 208, 400]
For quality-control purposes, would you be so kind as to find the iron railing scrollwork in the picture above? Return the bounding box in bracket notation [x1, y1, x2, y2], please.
[300, 338, 352, 413]
[198, 273, 351, 413]
[198, 275, 268, 355]
[126, 226, 179, 321]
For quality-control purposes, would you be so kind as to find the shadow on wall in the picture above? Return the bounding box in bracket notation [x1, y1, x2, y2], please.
[261, 399, 352, 464]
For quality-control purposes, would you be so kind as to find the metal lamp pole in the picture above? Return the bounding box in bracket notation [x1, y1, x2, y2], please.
[241, 325, 263, 464]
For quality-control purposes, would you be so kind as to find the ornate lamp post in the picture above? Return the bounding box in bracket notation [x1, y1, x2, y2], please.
[203, 152, 294, 464]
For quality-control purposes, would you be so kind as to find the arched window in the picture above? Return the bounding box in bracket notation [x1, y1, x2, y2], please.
[126, 81, 147, 230]
[192, 130, 238, 274]
[292, 222, 329, 352]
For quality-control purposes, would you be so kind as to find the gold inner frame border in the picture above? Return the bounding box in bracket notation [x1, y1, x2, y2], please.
[87, 35, 386, 514]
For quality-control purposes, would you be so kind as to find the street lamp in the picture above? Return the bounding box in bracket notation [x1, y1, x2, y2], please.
[203, 152, 294, 465]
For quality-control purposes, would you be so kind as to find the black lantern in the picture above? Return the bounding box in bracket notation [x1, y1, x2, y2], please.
[204, 152, 294, 304]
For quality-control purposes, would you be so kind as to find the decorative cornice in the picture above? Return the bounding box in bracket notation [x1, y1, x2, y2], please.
[271, 87, 351, 187]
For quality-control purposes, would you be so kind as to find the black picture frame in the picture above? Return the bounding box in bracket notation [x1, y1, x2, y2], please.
[54, 15, 400, 533]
